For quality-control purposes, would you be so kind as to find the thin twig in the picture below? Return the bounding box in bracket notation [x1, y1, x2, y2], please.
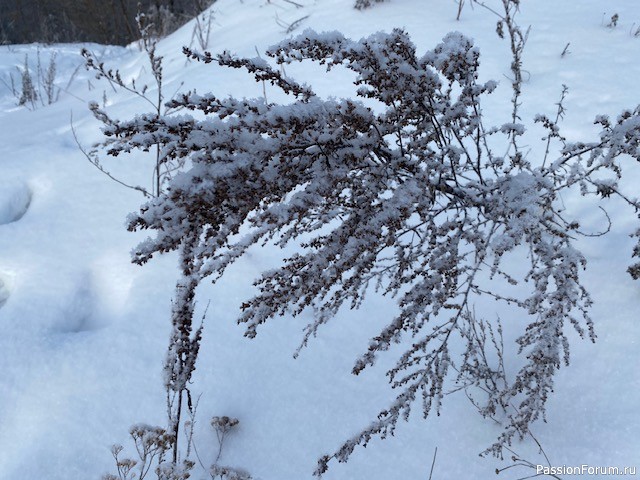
[428, 446, 438, 480]
[70, 113, 151, 198]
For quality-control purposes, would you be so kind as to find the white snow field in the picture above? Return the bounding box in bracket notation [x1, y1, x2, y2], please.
[0, 1, 639, 479]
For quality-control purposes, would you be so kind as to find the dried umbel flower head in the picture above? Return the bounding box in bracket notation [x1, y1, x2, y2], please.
[211, 416, 239, 434]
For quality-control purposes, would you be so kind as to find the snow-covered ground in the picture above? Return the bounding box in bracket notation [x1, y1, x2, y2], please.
[0, 1, 639, 479]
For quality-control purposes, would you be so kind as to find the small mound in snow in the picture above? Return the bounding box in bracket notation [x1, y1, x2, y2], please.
[0, 180, 32, 225]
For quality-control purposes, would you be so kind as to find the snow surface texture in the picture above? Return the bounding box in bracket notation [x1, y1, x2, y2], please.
[0, 1, 639, 479]
[0, 179, 31, 226]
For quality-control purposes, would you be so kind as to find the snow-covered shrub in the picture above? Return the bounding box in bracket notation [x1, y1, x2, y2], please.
[1, 49, 81, 109]
[90, 26, 640, 476]
[18, 55, 37, 108]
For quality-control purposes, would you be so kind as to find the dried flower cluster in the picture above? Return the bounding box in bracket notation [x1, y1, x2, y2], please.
[354, 0, 387, 10]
